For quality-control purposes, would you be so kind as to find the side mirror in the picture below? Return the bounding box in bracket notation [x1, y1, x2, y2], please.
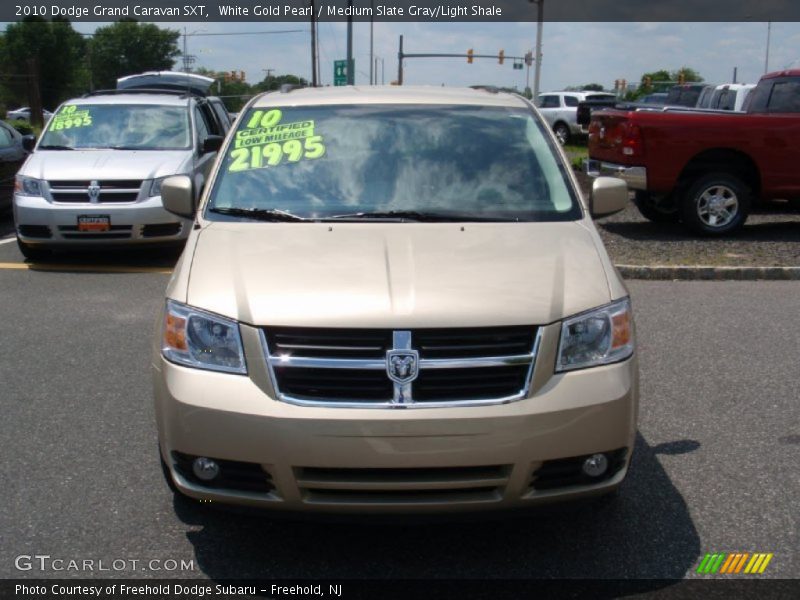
[22, 135, 36, 152]
[590, 177, 628, 218]
[201, 135, 224, 155]
[161, 175, 195, 219]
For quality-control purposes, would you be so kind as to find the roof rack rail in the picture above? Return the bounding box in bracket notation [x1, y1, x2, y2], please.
[280, 84, 306, 94]
[469, 85, 500, 94]
[82, 88, 191, 98]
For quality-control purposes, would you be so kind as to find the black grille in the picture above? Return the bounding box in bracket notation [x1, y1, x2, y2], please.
[266, 328, 392, 359]
[172, 452, 275, 494]
[297, 465, 510, 483]
[274, 366, 393, 401]
[531, 448, 628, 491]
[18, 225, 52, 238]
[413, 365, 530, 401]
[58, 224, 132, 240]
[141, 223, 182, 238]
[415, 326, 536, 359]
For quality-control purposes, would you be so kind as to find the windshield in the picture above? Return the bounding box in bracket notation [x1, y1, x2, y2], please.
[39, 103, 191, 150]
[206, 103, 581, 222]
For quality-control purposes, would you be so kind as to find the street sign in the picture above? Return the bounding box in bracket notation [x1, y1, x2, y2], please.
[334, 60, 348, 86]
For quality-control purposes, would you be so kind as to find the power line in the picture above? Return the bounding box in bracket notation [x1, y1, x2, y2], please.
[71, 29, 305, 37]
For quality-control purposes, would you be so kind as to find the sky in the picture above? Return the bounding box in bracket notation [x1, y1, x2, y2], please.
[66, 21, 800, 92]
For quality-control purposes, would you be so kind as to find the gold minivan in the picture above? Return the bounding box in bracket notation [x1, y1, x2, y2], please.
[153, 86, 637, 514]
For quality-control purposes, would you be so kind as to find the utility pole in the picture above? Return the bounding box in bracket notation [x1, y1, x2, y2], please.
[346, 0, 354, 84]
[765, 22, 772, 74]
[183, 27, 188, 72]
[310, 0, 318, 86]
[733, 66, 738, 83]
[26, 58, 43, 128]
[369, 0, 375, 84]
[398, 35, 404, 85]
[532, 0, 544, 105]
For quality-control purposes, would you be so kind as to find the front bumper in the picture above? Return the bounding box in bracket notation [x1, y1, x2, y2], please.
[584, 159, 647, 191]
[13, 193, 191, 246]
[154, 323, 639, 514]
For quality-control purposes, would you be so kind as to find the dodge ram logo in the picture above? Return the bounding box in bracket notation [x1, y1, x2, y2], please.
[386, 350, 419, 384]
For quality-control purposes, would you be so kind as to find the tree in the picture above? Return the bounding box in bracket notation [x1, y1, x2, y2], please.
[671, 67, 703, 84]
[90, 20, 180, 90]
[194, 67, 255, 112]
[1, 17, 87, 109]
[253, 74, 309, 93]
[581, 83, 604, 91]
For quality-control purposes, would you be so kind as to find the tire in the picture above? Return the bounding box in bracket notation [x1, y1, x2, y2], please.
[553, 122, 570, 146]
[17, 238, 52, 261]
[681, 173, 751, 236]
[633, 191, 680, 223]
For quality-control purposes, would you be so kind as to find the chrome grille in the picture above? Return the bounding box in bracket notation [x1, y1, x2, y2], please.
[48, 180, 142, 203]
[262, 326, 541, 408]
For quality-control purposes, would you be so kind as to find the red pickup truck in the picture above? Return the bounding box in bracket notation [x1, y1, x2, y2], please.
[585, 70, 800, 235]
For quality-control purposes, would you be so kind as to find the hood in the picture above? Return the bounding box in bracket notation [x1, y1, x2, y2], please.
[22, 150, 190, 181]
[183, 221, 613, 328]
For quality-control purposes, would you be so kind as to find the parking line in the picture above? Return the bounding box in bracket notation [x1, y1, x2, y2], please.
[0, 262, 172, 274]
[0, 237, 17, 245]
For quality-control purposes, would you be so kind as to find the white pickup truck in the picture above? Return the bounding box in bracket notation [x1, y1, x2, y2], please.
[538, 91, 615, 145]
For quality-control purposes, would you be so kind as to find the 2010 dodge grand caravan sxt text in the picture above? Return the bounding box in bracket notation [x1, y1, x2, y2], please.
[153, 86, 639, 514]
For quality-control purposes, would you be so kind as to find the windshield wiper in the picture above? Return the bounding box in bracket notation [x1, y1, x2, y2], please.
[327, 210, 518, 222]
[208, 207, 309, 222]
[38, 144, 75, 151]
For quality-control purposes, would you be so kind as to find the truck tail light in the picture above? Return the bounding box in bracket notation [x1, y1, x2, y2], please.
[620, 122, 644, 157]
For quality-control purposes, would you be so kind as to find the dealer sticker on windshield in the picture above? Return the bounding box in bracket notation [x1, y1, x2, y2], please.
[227, 109, 326, 172]
[49, 105, 93, 131]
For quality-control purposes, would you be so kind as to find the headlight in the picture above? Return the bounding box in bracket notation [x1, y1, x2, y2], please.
[14, 176, 42, 196]
[149, 176, 168, 197]
[556, 298, 633, 372]
[162, 300, 246, 374]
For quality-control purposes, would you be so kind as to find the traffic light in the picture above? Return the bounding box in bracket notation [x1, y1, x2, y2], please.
[467, 48, 473, 64]
[525, 51, 533, 67]
[644, 76, 652, 87]
[223, 72, 231, 83]
[498, 50, 505, 65]
[678, 71, 685, 84]
[239, 70, 245, 82]
[614, 79, 620, 91]
[621, 79, 627, 91]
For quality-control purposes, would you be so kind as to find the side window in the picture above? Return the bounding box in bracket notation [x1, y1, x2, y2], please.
[0, 125, 13, 148]
[563, 96, 579, 107]
[719, 90, 736, 111]
[193, 106, 210, 146]
[540, 95, 560, 109]
[767, 81, 800, 113]
[210, 100, 232, 131]
[199, 103, 222, 136]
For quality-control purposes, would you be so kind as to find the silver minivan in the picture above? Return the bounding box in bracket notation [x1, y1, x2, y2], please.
[13, 72, 231, 260]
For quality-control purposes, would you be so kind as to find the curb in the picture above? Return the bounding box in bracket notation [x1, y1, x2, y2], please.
[617, 265, 800, 281]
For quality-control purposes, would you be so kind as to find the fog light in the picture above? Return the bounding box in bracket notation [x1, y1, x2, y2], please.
[582, 453, 609, 478]
[192, 457, 220, 481]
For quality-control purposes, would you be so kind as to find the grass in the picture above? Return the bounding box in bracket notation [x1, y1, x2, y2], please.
[563, 143, 588, 170]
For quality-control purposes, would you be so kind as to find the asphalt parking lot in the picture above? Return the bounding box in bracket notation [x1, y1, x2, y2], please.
[0, 213, 798, 586]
